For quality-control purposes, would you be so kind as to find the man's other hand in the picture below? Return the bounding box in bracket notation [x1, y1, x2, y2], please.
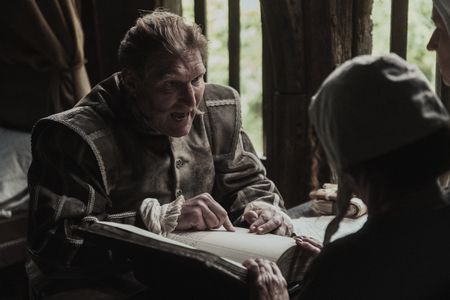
[176, 193, 235, 231]
[244, 205, 293, 236]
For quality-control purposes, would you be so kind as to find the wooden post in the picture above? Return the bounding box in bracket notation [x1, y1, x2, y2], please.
[194, 0, 207, 36]
[260, 0, 373, 207]
[157, 0, 182, 15]
[194, 0, 207, 81]
[390, 0, 409, 59]
[262, 4, 274, 168]
[228, 0, 240, 92]
[260, 0, 310, 207]
[80, 0, 158, 84]
[352, 0, 373, 55]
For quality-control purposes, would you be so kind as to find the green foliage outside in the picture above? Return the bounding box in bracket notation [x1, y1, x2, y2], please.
[182, 0, 264, 155]
[183, 0, 437, 156]
[239, 1, 263, 156]
[372, 0, 436, 88]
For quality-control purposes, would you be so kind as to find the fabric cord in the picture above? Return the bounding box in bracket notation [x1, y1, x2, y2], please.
[139, 196, 185, 236]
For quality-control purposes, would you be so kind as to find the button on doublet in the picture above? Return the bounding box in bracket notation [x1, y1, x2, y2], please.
[175, 159, 184, 169]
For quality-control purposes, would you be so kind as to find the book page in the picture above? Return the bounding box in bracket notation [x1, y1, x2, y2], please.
[95, 221, 246, 270]
[95, 222, 297, 270]
[292, 215, 367, 243]
[168, 227, 296, 264]
[96, 221, 194, 249]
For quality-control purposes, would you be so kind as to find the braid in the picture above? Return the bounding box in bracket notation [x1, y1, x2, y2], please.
[310, 127, 321, 190]
[323, 173, 353, 245]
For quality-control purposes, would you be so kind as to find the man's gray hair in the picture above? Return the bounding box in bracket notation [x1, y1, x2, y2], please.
[118, 8, 208, 77]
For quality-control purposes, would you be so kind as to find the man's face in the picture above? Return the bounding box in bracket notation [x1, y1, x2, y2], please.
[134, 50, 206, 137]
[427, 8, 450, 86]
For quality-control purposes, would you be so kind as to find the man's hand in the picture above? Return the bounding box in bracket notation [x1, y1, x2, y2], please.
[176, 193, 235, 231]
[243, 258, 289, 300]
[244, 205, 293, 236]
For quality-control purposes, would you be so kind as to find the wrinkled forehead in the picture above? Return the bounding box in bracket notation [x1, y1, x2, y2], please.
[144, 50, 206, 80]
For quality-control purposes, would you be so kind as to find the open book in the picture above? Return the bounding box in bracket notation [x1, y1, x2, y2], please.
[78, 221, 312, 297]
[292, 215, 367, 243]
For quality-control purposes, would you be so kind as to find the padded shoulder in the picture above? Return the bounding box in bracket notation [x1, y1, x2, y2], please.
[31, 106, 119, 194]
[202, 83, 242, 159]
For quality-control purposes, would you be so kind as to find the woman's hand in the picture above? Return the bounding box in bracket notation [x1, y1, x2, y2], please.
[243, 202, 294, 236]
[294, 235, 322, 256]
[243, 258, 289, 300]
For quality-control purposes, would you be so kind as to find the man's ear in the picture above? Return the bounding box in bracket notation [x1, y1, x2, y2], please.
[121, 69, 140, 97]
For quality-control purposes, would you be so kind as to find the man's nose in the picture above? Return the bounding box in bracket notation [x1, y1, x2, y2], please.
[180, 83, 196, 106]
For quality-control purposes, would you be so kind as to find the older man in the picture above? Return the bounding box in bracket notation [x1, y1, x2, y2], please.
[27, 9, 291, 299]
[245, 54, 450, 300]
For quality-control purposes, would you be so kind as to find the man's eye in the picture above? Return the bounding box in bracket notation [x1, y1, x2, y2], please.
[163, 81, 177, 89]
[192, 75, 203, 86]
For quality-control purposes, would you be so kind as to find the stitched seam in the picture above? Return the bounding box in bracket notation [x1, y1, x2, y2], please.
[88, 128, 109, 140]
[47, 113, 109, 193]
[54, 196, 66, 222]
[204, 106, 216, 158]
[205, 99, 237, 106]
[66, 236, 84, 245]
[107, 212, 136, 220]
[87, 185, 95, 215]
[241, 142, 280, 207]
[242, 149, 266, 175]
[231, 88, 241, 158]
[82, 216, 99, 223]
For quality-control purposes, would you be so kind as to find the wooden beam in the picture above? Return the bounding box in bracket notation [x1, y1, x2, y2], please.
[260, 0, 309, 207]
[352, 0, 373, 55]
[390, 0, 409, 59]
[194, 0, 207, 81]
[260, 0, 372, 207]
[194, 0, 207, 37]
[228, 0, 240, 92]
[157, 0, 182, 15]
[262, 4, 274, 163]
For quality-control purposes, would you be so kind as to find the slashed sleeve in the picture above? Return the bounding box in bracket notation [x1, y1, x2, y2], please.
[203, 84, 285, 222]
[27, 122, 133, 268]
[213, 129, 285, 222]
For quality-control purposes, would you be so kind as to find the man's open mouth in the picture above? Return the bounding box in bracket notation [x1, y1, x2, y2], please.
[171, 112, 188, 121]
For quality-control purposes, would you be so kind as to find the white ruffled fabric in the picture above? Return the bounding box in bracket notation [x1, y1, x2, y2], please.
[139, 196, 185, 236]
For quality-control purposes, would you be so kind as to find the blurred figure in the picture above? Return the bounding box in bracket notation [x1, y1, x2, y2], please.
[428, 0, 450, 189]
[245, 54, 450, 299]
